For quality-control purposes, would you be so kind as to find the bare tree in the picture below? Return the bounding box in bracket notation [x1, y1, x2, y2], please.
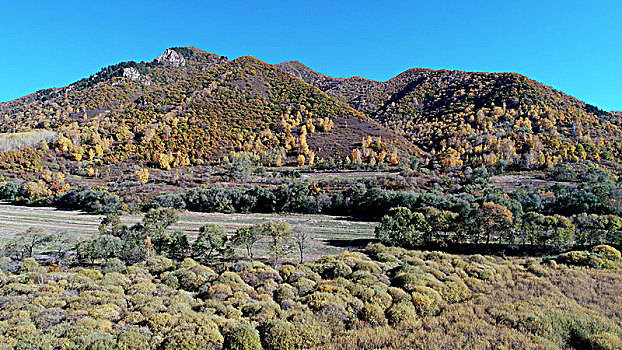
[294, 221, 314, 264]
[262, 221, 292, 268]
[50, 231, 74, 263]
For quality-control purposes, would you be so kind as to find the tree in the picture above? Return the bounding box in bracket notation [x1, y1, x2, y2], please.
[375, 207, 429, 247]
[232, 225, 262, 259]
[99, 214, 124, 237]
[50, 231, 74, 263]
[423, 207, 459, 244]
[168, 231, 191, 260]
[143, 208, 179, 236]
[297, 154, 306, 167]
[20, 180, 52, 204]
[261, 221, 293, 268]
[158, 153, 172, 170]
[227, 159, 253, 183]
[521, 212, 546, 246]
[151, 232, 170, 255]
[389, 150, 399, 165]
[4, 227, 52, 260]
[193, 224, 232, 262]
[574, 214, 621, 247]
[76, 234, 123, 264]
[542, 215, 574, 250]
[474, 202, 514, 245]
[141, 209, 179, 256]
[135, 168, 149, 184]
[604, 215, 622, 245]
[523, 212, 574, 250]
[294, 224, 313, 263]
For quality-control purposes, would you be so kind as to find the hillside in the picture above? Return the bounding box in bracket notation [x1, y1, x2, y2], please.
[2, 46, 621, 177]
[278, 62, 622, 171]
[0, 48, 410, 173]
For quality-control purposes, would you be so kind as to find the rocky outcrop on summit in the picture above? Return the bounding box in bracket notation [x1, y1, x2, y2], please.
[157, 48, 187, 67]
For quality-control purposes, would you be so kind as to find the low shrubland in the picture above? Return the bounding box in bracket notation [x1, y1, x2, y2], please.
[0, 243, 620, 349]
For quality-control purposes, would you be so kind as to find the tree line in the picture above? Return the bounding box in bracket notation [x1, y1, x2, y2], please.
[2, 208, 311, 268]
[376, 206, 621, 251]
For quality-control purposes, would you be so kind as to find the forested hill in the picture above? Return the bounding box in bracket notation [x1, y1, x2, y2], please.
[278, 61, 622, 171]
[0, 47, 411, 170]
[1, 46, 620, 173]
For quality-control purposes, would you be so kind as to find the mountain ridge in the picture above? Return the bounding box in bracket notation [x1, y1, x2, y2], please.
[278, 59, 621, 170]
[0, 47, 412, 172]
[0, 46, 620, 174]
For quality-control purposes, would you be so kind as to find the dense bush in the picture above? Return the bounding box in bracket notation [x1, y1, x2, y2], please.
[0, 243, 620, 349]
[554, 245, 622, 269]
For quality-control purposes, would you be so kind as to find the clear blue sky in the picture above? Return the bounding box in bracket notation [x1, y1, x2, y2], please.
[1, 0, 621, 110]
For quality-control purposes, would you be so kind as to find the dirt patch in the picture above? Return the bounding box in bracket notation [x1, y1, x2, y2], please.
[491, 173, 576, 189]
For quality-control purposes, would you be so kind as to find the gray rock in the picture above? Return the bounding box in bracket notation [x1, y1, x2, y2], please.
[157, 48, 186, 67]
[123, 67, 141, 81]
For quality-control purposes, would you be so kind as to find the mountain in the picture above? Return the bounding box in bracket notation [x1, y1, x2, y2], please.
[2, 47, 620, 175]
[0, 47, 410, 171]
[278, 61, 622, 170]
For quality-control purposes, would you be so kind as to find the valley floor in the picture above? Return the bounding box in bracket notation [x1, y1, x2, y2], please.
[0, 203, 376, 260]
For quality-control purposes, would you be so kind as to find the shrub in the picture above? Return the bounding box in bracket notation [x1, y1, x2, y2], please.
[102, 258, 126, 273]
[232, 260, 253, 272]
[89, 303, 122, 321]
[127, 281, 157, 295]
[386, 301, 417, 326]
[410, 285, 443, 317]
[527, 263, 549, 277]
[241, 300, 281, 324]
[588, 332, 622, 350]
[116, 328, 152, 350]
[217, 271, 246, 285]
[204, 283, 233, 301]
[151, 193, 186, 210]
[260, 319, 297, 350]
[359, 303, 387, 327]
[87, 335, 117, 349]
[278, 265, 296, 281]
[292, 277, 316, 296]
[353, 260, 382, 274]
[592, 245, 621, 261]
[79, 268, 104, 280]
[20, 258, 41, 273]
[223, 325, 262, 350]
[34, 307, 67, 330]
[557, 251, 605, 268]
[317, 301, 350, 324]
[145, 255, 174, 274]
[440, 278, 472, 302]
[257, 279, 280, 296]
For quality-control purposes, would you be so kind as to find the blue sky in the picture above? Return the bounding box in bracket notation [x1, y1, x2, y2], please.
[1, 0, 620, 110]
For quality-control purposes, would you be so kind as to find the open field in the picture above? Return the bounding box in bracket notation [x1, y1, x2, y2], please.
[491, 172, 577, 189]
[0, 203, 377, 259]
[300, 170, 402, 180]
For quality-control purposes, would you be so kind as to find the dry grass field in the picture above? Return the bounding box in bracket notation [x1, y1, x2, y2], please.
[0, 203, 376, 259]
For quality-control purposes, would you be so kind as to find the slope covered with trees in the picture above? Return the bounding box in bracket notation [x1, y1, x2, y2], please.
[278, 62, 622, 171]
[0, 47, 409, 173]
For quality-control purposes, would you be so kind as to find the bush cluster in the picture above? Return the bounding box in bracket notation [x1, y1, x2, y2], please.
[1, 243, 620, 349]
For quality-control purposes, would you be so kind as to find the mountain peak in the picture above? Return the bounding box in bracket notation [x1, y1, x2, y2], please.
[157, 48, 187, 66]
[156, 47, 228, 67]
